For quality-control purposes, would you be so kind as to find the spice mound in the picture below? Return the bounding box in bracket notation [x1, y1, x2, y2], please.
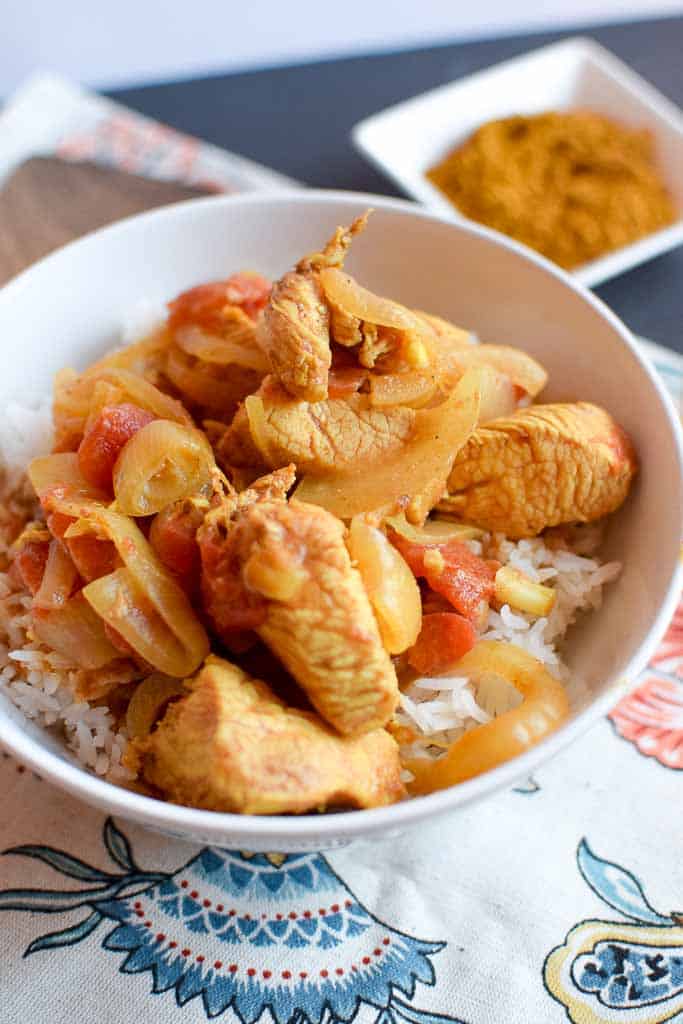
[427, 110, 676, 270]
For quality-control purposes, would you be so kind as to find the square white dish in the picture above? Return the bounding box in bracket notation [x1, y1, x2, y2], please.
[352, 37, 683, 288]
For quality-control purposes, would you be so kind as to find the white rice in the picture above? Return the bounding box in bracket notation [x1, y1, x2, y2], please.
[396, 527, 622, 763]
[0, 575, 133, 781]
[0, 397, 53, 489]
[0, 394, 622, 787]
[0, 405, 133, 782]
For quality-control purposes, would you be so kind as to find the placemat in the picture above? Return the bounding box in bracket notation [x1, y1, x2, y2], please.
[1, 73, 682, 1024]
[0, 157, 211, 285]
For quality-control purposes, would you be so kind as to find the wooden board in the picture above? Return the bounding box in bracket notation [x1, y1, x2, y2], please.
[0, 157, 210, 286]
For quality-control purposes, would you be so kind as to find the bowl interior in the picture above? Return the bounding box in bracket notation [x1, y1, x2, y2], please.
[0, 191, 680, 848]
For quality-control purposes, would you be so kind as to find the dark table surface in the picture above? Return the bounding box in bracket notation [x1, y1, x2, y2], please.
[111, 14, 683, 353]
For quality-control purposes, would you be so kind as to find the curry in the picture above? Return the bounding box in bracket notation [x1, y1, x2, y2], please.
[9, 213, 637, 813]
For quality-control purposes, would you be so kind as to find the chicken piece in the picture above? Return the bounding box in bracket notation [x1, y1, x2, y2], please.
[216, 402, 265, 473]
[329, 302, 362, 348]
[201, 493, 398, 734]
[439, 402, 637, 538]
[259, 272, 330, 403]
[328, 301, 426, 370]
[130, 656, 404, 814]
[328, 309, 396, 368]
[234, 462, 297, 505]
[217, 377, 415, 474]
[198, 465, 302, 646]
[258, 215, 368, 402]
[210, 463, 296, 529]
[297, 214, 370, 274]
[197, 465, 296, 634]
[248, 499, 399, 734]
[358, 322, 396, 369]
[415, 311, 474, 349]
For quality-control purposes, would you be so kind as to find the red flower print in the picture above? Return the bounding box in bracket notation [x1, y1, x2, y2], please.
[609, 597, 683, 769]
[610, 672, 683, 769]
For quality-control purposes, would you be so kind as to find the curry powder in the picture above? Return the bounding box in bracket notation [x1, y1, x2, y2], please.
[427, 111, 676, 270]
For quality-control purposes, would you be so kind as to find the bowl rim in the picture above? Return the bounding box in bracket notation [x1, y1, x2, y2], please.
[0, 187, 681, 844]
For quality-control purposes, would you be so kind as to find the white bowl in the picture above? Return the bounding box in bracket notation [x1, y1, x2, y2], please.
[0, 190, 681, 851]
[352, 37, 683, 288]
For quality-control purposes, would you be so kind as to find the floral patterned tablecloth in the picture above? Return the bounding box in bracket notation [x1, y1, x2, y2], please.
[0, 336, 681, 1024]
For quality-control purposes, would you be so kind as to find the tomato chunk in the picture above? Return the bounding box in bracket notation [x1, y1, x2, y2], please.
[420, 588, 453, 615]
[198, 524, 267, 634]
[390, 532, 498, 621]
[407, 612, 476, 676]
[77, 403, 155, 491]
[14, 540, 50, 595]
[149, 502, 204, 592]
[224, 272, 272, 320]
[46, 511, 73, 540]
[168, 272, 271, 332]
[67, 534, 119, 583]
[47, 513, 118, 582]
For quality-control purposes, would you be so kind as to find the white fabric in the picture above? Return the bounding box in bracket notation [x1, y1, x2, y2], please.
[2, 710, 682, 1023]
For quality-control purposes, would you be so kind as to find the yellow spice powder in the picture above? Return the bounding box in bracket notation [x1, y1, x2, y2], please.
[427, 110, 676, 269]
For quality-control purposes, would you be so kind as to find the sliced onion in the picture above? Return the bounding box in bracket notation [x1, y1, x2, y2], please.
[80, 507, 209, 676]
[84, 568, 204, 678]
[348, 518, 421, 654]
[88, 506, 201, 610]
[112, 419, 215, 516]
[33, 539, 80, 610]
[414, 312, 474, 349]
[319, 267, 424, 331]
[97, 368, 193, 425]
[386, 515, 485, 543]
[328, 367, 368, 399]
[86, 328, 172, 380]
[369, 347, 515, 417]
[53, 369, 94, 450]
[404, 640, 570, 794]
[423, 330, 472, 392]
[420, 328, 546, 403]
[243, 394, 270, 458]
[32, 593, 121, 669]
[294, 367, 482, 520]
[369, 371, 438, 409]
[476, 366, 518, 423]
[29, 452, 94, 496]
[174, 324, 271, 371]
[126, 673, 187, 739]
[449, 345, 548, 398]
[53, 333, 177, 450]
[28, 453, 109, 516]
[165, 345, 259, 415]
